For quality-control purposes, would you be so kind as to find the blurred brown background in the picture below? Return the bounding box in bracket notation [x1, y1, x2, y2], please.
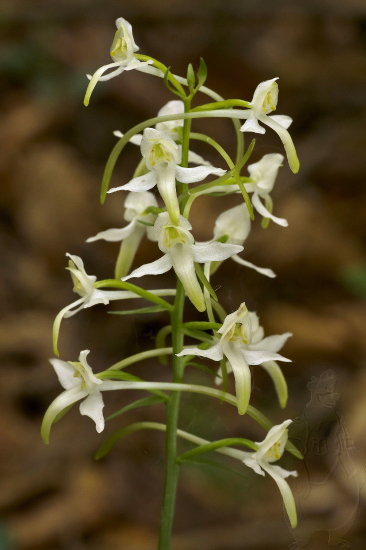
[1, 0, 366, 549]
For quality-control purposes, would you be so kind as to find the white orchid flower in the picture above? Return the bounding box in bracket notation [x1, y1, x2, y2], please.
[239, 79, 298, 174]
[114, 100, 212, 167]
[214, 311, 289, 408]
[177, 303, 291, 414]
[84, 17, 153, 106]
[48, 350, 105, 433]
[244, 153, 287, 226]
[241, 78, 293, 134]
[208, 203, 276, 277]
[122, 212, 243, 312]
[108, 128, 225, 226]
[87, 191, 158, 279]
[53, 253, 175, 355]
[241, 420, 298, 527]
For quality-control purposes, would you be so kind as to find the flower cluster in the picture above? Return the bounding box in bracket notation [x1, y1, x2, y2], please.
[43, 16, 301, 537]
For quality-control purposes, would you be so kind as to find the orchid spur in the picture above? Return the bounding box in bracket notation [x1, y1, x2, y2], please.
[87, 191, 158, 279]
[177, 303, 291, 414]
[123, 212, 243, 312]
[84, 17, 153, 106]
[107, 128, 226, 226]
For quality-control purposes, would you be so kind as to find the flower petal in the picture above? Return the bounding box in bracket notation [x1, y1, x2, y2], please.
[251, 193, 288, 227]
[113, 131, 143, 145]
[243, 456, 265, 476]
[191, 242, 243, 263]
[242, 349, 291, 365]
[175, 164, 226, 184]
[187, 150, 212, 166]
[49, 358, 78, 390]
[240, 114, 266, 134]
[249, 333, 292, 353]
[256, 420, 293, 458]
[79, 390, 105, 433]
[155, 163, 180, 226]
[84, 62, 124, 105]
[122, 254, 172, 281]
[176, 342, 224, 362]
[260, 461, 298, 528]
[41, 386, 87, 444]
[53, 298, 85, 356]
[115, 223, 146, 279]
[232, 255, 276, 278]
[261, 360, 288, 408]
[86, 219, 137, 243]
[269, 115, 293, 129]
[108, 171, 157, 194]
[258, 114, 300, 174]
[170, 243, 205, 312]
[223, 342, 252, 415]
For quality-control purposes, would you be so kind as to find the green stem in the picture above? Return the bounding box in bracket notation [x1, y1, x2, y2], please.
[107, 348, 173, 371]
[158, 96, 191, 549]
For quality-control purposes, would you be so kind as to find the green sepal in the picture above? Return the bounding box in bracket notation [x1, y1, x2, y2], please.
[195, 57, 208, 91]
[194, 263, 218, 301]
[220, 357, 229, 395]
[106, 395, 168, 422]
[143, 205, 166, 216]
[176, 437, 258, 464]
[108, 305, 166, 316]
[95, 423, 146, 460]
[164, 66, 186, 98]
[187, 63, 195, 94]
[261, 195, 273, 229]
[184, 361, 220, 379]
[179, 457, 248, 480]
[156, 325, 172, 365]
[137, 219, 155, 227]
[183, 321, 222, 331]
[181, 327, 213, 344]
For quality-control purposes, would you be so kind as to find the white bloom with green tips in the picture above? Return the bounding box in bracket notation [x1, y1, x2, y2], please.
[241, 420, 298, 528]
[123, 212, 243, 312]
[84, 17, 153, 106]
[87, 191, 158, 279]
[177, 303, 291, 414]
[108, 128, 225, 225]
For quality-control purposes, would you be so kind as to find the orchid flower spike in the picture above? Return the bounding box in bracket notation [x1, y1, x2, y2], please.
[240, 79, 299, 174]
[108, 128, 226, 226]
[52, 254, 173, 356]
[244, 153, 287, 227]
[177, 303, 292, 414]
[214, 311, 289, 408]
[122, 212, 243, 312]
[241, 420, 298, 528]
[87, 191, 158, 279]
[84, 17, 153, 106]
[209, 203, 276, 277]
[114, 100, 212, 167]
